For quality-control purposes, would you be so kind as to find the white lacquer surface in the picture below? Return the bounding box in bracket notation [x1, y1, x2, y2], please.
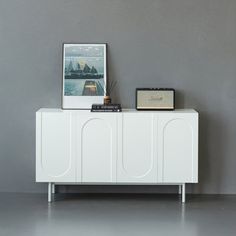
[117, 113, 158, 182]
[158, 113, 198, 183]
[76, 113, 117, 183]
[36, 112, 76, 182]
[36, 109, 198, 185]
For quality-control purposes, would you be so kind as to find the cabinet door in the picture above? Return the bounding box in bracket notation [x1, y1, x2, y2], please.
[158, 113, 198, 183]
[117, 113, 158, 183]
[36, 112, 76, 182]
[76, 113, 117, 183]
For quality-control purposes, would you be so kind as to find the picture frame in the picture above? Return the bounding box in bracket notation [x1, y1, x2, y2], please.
[62, 43, 107, 109]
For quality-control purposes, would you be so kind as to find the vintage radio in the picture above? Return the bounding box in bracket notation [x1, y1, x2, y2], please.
[136, 88, 175, 110]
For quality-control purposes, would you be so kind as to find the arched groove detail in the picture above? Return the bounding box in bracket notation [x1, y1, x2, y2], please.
[81, 118, 113, 182]
[162, 118, 193, 181]
[41, 114, 72, 178]
[121, 114, 154, 178]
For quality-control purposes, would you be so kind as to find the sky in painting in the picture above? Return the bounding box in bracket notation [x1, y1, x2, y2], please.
[64, 45, 105, 73]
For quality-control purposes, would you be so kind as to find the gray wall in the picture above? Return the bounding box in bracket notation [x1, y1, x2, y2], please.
[0, 0, 236, 194]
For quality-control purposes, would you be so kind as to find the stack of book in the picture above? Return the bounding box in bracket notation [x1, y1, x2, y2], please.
[91, 104, 122, 112]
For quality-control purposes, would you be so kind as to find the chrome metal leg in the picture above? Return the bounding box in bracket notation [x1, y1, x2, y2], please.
[182, 183, 186, 203]
[52, 183, 55, 194]
[48, 182, 52, 203]
[178, 185, 182, 194]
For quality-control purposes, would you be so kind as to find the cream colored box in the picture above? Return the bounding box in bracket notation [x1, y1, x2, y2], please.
[136, 89, 175, 110]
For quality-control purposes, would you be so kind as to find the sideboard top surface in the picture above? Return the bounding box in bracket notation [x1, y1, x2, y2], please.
[37, 108, 198, 114]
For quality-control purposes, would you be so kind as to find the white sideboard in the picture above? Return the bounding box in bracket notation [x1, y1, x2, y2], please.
[36, 108, 198, 203]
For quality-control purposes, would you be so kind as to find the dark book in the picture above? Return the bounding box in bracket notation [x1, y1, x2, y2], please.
[91, 109, 122, 112]
[91, 103, 122, 112]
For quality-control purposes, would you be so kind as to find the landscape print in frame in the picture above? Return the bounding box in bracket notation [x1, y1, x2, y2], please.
[62, 44, 107, 109]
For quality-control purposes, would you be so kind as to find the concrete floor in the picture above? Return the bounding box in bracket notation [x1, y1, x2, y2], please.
[0, 193, 236, 236]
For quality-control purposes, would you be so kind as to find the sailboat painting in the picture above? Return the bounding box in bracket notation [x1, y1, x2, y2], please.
[62, 44, 107, 109]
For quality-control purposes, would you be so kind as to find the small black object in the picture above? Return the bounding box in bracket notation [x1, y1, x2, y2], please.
[91, 104, 122, 112]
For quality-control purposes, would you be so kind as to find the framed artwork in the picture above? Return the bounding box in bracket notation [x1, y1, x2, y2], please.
[62, 43, 107, 109]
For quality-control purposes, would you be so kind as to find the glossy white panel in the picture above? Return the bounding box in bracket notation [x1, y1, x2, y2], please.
[159, 114, 198, 183]
[76, 113, 117, 183]
[36, 112, 76, 182]
[117, 113, 157, 182]
[36, 109, 198, 187]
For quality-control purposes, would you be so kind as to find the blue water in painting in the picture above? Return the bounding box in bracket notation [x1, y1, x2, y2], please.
[64, 79, 104, 96]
